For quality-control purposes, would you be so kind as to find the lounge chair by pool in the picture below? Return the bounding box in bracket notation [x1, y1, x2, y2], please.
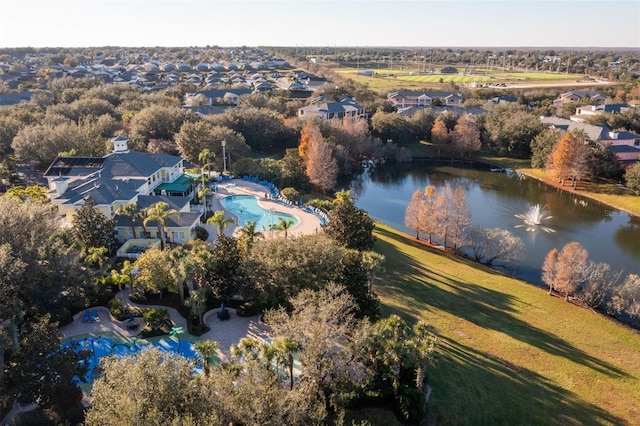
[91, 309, 99, 322]
[82, 310, 90, 323]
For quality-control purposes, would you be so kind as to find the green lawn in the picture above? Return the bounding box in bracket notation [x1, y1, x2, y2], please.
[518, 168, 640, 217]
[372, 223, 640, 425]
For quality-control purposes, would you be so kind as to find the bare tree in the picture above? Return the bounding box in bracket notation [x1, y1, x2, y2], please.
[555, 242, 589, 301]
[422, 185, 438, 244]
[305, 135, 339, 194]
[541, 248, 559, 295]
[404, 189, 424, 239]
[576, 261, 622, 310]
[449, 186, 472, 252]
[465, 226, 524, 266]
[612, 274, 640, 321]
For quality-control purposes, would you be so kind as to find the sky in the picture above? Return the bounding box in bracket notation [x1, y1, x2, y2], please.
[0, 0, 639, 48]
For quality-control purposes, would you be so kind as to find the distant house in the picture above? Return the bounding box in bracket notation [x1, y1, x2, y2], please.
[387, 91, 463, 108]
[540, 116, 640, 166]
[0, 91, 35, 108]
[553, 91, 606, 106]
[184, 88, 253, 106]
[440, 67, 458, 74]
[570, 104, 635, 123]
[44, 137, 203, 245]
[488, 95, 518, 105]
[298, 98, 367, 121]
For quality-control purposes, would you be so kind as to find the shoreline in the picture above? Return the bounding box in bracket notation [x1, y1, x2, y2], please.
[514, 167, 640, 219]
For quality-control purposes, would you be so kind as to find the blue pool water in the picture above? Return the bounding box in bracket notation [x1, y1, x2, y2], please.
[221, 195, 299, 231]
[63, 335, 203, 382]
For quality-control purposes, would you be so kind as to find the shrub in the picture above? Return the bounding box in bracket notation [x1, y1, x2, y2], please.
[143, 308, 170, 330]
[281, 187, 300, 202]
[236, 301, 258, 317]
[395, 385, 425, 423]
[193, 225, 209, 241]
[306, 198, 333, 211]
[108, 298, 126, 321]
[128, 289, 147, 303]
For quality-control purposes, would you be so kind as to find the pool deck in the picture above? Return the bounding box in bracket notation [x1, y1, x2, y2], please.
[57, 180, 317, 368]
[58, 289, 271, 363]
[205, 179, 323, 242]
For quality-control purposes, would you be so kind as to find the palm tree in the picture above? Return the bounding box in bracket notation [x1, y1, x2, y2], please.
[194, 340, 219, 376]
[116, 202, 140, 239]
[169, 326, 183, 353]
[198, 148, 213, 181]
[272, 336, 302, 390]
[206, 210, 235, 238]
[333, 189, 353, 205]
[85, 246, 110, 274]
[238, 220, 263, 253]
[142, 201, 180, 250]
[168, 247, 188, 305]
[274, 217, 295, 238]
[198, 186, 212, 211]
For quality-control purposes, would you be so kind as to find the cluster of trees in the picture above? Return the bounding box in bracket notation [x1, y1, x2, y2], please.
[0, 195, 94, 422]
[127, 195, 379, 320]
[86, 285, 436, 425]
[0, 188, 386, 424]
[405, 184, 524, 266]
[542, 242, 640, 322]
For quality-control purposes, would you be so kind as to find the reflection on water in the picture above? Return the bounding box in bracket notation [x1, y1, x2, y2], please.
[349, 162, 640, 285]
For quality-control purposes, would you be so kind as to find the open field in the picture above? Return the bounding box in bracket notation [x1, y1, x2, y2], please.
[333, 65, 611, 92]
[372, 223, 640, 424]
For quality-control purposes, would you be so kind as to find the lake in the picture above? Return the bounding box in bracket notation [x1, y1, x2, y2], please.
[348, 162, 640, 285]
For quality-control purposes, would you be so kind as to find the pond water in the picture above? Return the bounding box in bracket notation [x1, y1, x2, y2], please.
[348, 162, 640, 285]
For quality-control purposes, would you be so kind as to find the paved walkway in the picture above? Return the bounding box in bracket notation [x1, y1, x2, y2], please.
[206, 179, 323, 243]
[58, 289, 271, 363]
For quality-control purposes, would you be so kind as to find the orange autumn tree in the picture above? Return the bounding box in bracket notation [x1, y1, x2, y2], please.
[547, 131, 591, 188]
[298, 120, 323, 161]
[452, 113, 481, 157]
[431, 119, 450, 155]
[300, 121, 338, 193]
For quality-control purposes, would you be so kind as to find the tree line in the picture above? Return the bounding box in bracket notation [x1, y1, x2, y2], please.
[542, 242, 640, 323]
[405, 183, 524, 266]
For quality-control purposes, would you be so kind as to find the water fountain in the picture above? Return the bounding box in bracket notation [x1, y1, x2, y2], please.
[515, 204, 554, 232]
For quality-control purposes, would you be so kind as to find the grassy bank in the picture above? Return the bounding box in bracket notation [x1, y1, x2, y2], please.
[372, 223, 640, 425]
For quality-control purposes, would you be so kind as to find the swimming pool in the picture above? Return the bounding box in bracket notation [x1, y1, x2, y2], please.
[62, 333, 207, 382]
[220, 195, 299, 231]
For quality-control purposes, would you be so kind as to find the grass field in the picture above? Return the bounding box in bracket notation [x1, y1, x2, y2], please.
[334, 65, 589, 92]
[372, 223, 640, 425]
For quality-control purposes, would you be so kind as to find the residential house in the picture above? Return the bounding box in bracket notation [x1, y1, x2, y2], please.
[540, 116, 640, 166]
[44, 136, 203, 246]
[298, 98, 367, 121]
[387, 91, 463, 108]
[553, 91, 606, 106]
[570, 104, 635, 123]
[184, 88, 252, 106]
[488, 95, 518, 105]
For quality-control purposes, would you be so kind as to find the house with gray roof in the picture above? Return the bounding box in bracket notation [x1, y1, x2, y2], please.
[298, 99, 367, 121]
[184, 88, 252, 106]
[570, 104, 636, 123]
[387, 91, 463, 108]
[540, 116, 640, 166]
[553, 91, 606, 106]
[44, 136, 203, 246]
